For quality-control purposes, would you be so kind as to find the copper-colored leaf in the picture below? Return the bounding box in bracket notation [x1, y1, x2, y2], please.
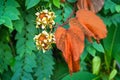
[76, 9, 107, 42]
[55, 27, 66, 52]
[77, 0, 104, 13]
[55, 19, 84, 73]
[60, 0, 66, 3]
[68, 18, 84, 61]
[91, 0, 104, 13]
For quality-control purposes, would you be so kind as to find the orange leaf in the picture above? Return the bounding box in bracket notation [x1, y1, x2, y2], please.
[55, 19, 84, 73]
[76, 9, 107, 43]
[77, 0, 104, 13]
[55, 27, 66, 52]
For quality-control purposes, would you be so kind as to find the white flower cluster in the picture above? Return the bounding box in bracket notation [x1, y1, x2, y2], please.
[34, 9, 56, 52]
[35, 9, 56, 29]
[34, 31, 55, 52]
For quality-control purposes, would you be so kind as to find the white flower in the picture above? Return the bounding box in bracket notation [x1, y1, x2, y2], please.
[43, 9, 48, 13]
[41, 43, 45, 47]
[43, 39, 47, 43]
[41, 25, 45, 29]
[36, 25, 39, 28]
[35, 12, 40, 16]
[35, 9, 56, 30]
[48, 39, 52, 42]
[52, 20, 55, 25]
[37, 21, 40, 25]
[42, 31, 48, 35]
[42, 17, 47, 23]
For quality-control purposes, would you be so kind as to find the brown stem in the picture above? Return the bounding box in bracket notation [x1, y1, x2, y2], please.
[55, 3, 77, 27]
[9, 39, 16, 57]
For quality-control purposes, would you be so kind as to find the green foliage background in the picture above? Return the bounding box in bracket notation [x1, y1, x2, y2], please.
[0, 0, 120, 80]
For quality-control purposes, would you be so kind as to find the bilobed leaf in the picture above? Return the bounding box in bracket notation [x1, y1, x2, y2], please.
[91, 0, 104, 13]
[76, 9, 107, 43]
[55, 18, 84, 73]
[77, 0, 104, 13]
[25, 0, 40, 9]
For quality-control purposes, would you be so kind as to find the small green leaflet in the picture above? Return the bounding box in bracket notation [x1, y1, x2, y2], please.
[25, 0, 40, 9]
[53, 0, 60, 8]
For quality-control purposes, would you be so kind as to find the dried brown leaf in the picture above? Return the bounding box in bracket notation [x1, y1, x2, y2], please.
[77, 0, 104, 13]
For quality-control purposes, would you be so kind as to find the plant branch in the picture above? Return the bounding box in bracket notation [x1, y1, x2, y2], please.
[55, 3, 76, 27]
[9, 39, 16, 57]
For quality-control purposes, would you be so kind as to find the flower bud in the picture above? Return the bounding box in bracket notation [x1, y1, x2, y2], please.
[92, 56, 101, 75]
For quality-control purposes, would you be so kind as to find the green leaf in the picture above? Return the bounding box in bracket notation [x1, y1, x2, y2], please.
[92, 42, 105, 53]
[109, 69, 117, 80]
[6, 0, 20, 7]
[80, 48, 88, 61]
[104, 0, 116, 13]
[80, 61, 87, 71]
[0, 0, 4, 6]
[51, 56, 69, 80]
[67, 0, 77, 3]
[1, 16, 13, 30]
[53, 0, 60, 8]
[25, 0, 40, 9]
[34, 50, 55, 80]
[111, 0, 120, 4]
[0, 27, 10, 42]
[62, 71, 96, 80]
[0, 41, 13, 74]
[92, 56, 101, 75]
[23, 53, 37, 73]
[101, 74, 109, 80]
[103, 25, 120, 70]
[115, 75, 120, 80]
[115, 5, 120, 12]
[87, 45, 96, 57]
[11, 60, 23, 80]
[0, 6, 4, 16]
[1, 70, 13, 80]
[0, 19, 5, 25]
[3, 6, 20, 20]
[63, 3, 73, 21]
[13, 16, 24, 33]
[12, 10, 37, 80]
[111, 14, 120, 26]
[54, 10, 63, 24]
